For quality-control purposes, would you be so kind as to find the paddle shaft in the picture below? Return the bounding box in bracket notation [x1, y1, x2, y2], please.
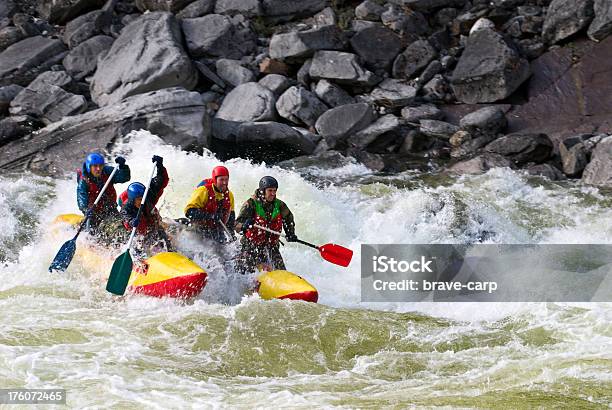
[74, 165, 120, 240]
[125, 164, 158, 251]
[252, 224, 318, 250]
[218, 220, 235, 241]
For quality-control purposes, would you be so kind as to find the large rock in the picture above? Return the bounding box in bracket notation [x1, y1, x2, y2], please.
[234, 121, 320, 154]
[315, 103, 376, 148]
[350, 26, 402, 69]
[9, 71, 87, 124]
[261, 0, 328, 23]
[182, 14, 256, 59]
[419, 119, 459, 139]
[309, 50, 379, 87]
[0, 88, 209, 175]
[349, 114, 401, 149]
[135, 0, 198, 13]
[526, 163, 566, 181]
[369, 79, 417, 107]
[392, 39, 437, 80]
[588, 0, 612, 41]
[259, 74, 292, 96]
[62, 35, 114, 80]
[401, 0, 468, 12]
[401, 104, 443, 122]
[459, 106, 507, 135]
[215, 82, 276, 122]
[559, 140, 588, 177]
[451, 28, 530, 104]
[63, 10, 112, 48]
[91, 12, 198, 106]
[0, 27, 23, 52]
[0, 115, 40, 146]
[314, 80, 354, 107]
[582, 135, 612, 186]
[177, 0, 216, 18]
[215, 0, 262, 17]
[276, 86, 328, 127]
[0, 36, 67, 86]
[542, 0, 594, 45]
[484, 133, 552, 165]
[269, 25, 346, 62]
[355, 1, 385, 21]
[38, 0, 105, 24]
[0, 84, 22, 115]
[215, 59, 255, 87]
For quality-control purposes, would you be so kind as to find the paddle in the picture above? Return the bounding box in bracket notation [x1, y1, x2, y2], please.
[106, 163, 157, 295]
[49, 165, 120, 272]
[253, 224, 353, 267]
[218, 220, 236, 242]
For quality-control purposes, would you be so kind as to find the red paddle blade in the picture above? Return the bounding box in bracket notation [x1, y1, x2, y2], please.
[319, 244, 353, 267]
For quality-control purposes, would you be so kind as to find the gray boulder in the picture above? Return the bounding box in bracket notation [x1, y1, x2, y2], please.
[588, 0, 612, 41]
[542, 0, 594, 45]
[91, 12, 198, 106]
[582, 135, 612, 187]
[0, 36, 67, 86]
[451, 28, 530, 104]
[350, 26, 402, 69]
[392, 39, 437, 80]
[352, 20, 382, 32]
[309, 50, 379, 87]
[349, 114, 401, 149]
[63, 10, 112, 48]
[234, 121, 320, 154]
[276, 86, 328, 127]
[0, 84, 22, 115]
[215, 0, 262, 16]
[215, 59, 255, 87]
[0, 88, 209, 175]
[526, 163, 566, 181]
[296, 59, 312, 86]
[261, 0, 328, 23]
[451, 134, 497, 159]
[0, 27, 23, 52]
[369, 79, 417, 107]
[401, 104, 443, 122]
[382, 5, 430, 36]
[62, 35, 114, 80]
[9, 77, 87, 124]
[269, 25, 346, 62]
[314, 80, 354, 107]
[215, 82, 276, 122]
[448, 153, 513, 174]
[559, 141, 588, 177]
[135, 0, 198, 13]
[177, 0, 216, 18]
[313, 7, 337, 28]
[355, 1, 385, 21]
[259, 74, 292, 96]
[459, 106, 507, 135]
[38, 0, 105, 24]
[315, 102, 376, 148]
[0, 115, 40, 146]
[182, 14, 256, 59]
[484, 133, 552, 165]
[419, 119, 459, 139]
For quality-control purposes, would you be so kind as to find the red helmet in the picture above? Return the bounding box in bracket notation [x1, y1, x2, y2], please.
[211, 165, 229, 181]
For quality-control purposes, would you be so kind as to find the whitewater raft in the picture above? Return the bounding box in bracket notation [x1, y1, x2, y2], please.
[52, 214, 318, 302]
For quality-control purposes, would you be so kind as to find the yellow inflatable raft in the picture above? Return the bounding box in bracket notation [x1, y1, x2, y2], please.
[257, 270, 318, 303]
[52, 214, 207, 298]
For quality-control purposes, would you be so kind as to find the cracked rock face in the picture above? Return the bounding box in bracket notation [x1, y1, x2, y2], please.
[91, 12, 197, 106]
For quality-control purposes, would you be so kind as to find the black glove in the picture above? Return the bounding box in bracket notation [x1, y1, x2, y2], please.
[130, 217, 140, 228]
[285, 233, 298, 242]
[85, 209, 94, 218]
[241, 218, 253, 234]
[186, 208, 207, 221]
[152, 155, 163, 165]
[115, 156, 126, 166]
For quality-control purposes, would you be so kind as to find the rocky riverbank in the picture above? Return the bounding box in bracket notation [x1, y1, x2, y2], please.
[0, 0, 610, 186]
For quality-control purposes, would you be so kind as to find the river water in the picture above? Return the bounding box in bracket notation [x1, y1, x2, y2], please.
[1, 131, 611, 408]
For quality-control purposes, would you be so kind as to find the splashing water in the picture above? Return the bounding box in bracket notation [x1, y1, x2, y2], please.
[1, 130, 610, 408]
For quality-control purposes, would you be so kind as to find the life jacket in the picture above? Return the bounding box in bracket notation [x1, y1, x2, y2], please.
[245, 198, 283, 245]
[118, 190, 158, 235]
[196, 178, 232, 229]
[77, 168, 117, 212]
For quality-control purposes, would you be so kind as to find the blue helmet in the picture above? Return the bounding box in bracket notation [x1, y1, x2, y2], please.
[85, 152, 105, 173]
[127, 182, 145, 200]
